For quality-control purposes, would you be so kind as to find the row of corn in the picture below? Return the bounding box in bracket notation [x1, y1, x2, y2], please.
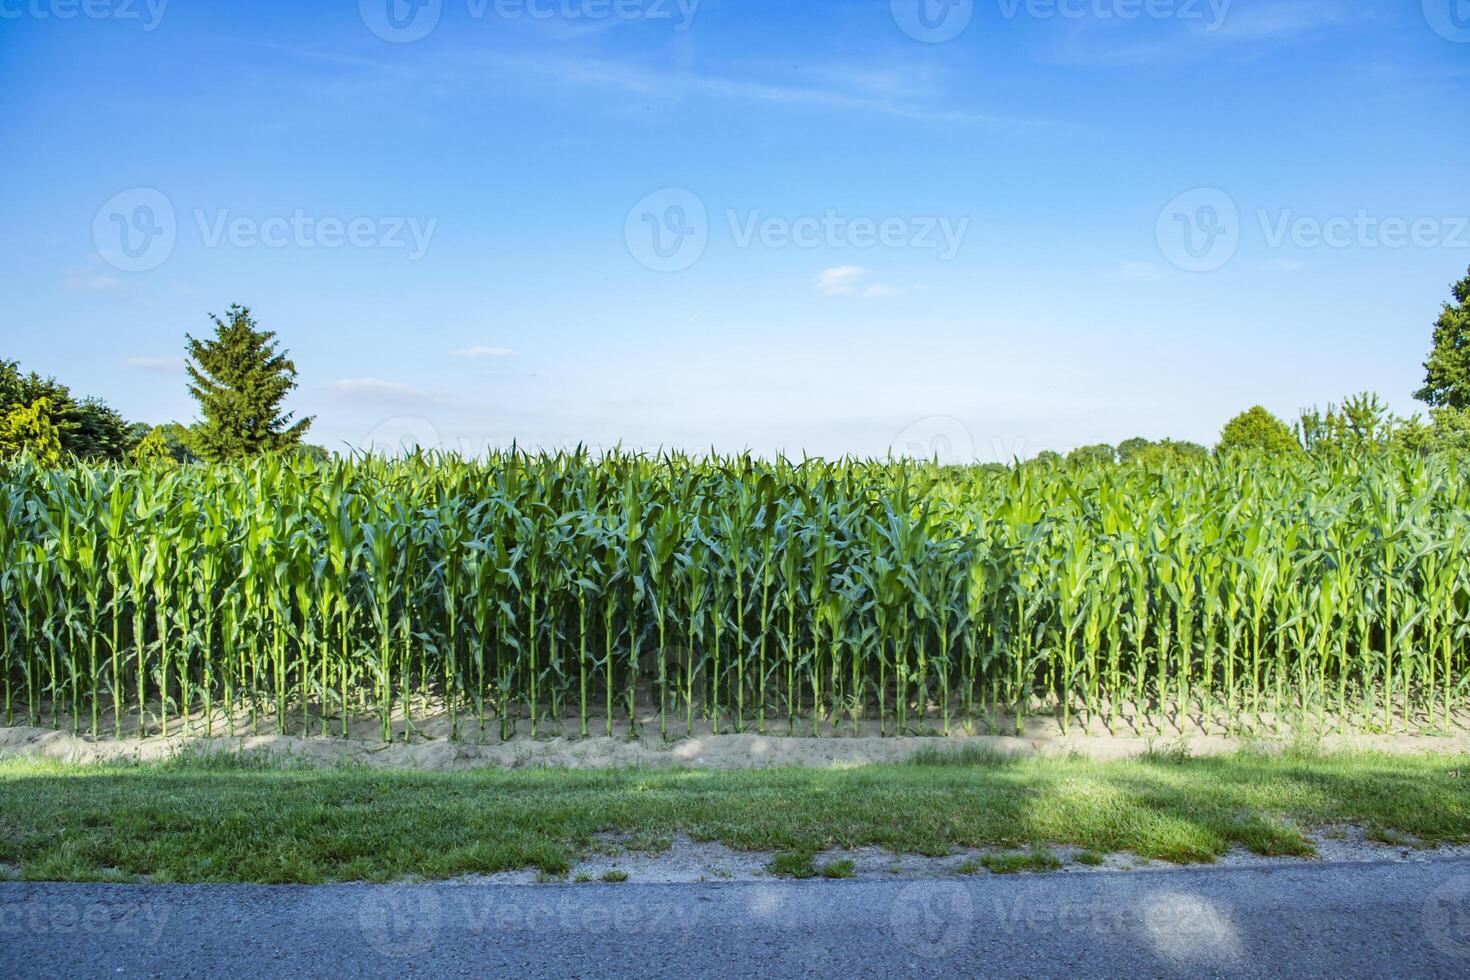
[0, 450, 1466, 739]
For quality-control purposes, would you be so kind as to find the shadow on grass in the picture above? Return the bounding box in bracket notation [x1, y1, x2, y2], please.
[1, 750, 1466, 883]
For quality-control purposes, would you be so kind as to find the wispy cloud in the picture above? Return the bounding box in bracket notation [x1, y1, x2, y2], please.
[817, 266, 870, 296]
[817, 267, 906, 298]
[452, 345, 517, 359]
[509, 52, 1038, 126]
[282, 44, 1047, 130]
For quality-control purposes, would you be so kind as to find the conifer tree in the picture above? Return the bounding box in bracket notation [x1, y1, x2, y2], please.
[185, 305, 312, 461]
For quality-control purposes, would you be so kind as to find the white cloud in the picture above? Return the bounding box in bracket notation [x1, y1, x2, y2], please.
[124, 357, 186, 374]
[1120, 261, 1163, 281]
[816, 266, 870, 296]
[817, 267, 906, 298]
[452, 346, 517, 359]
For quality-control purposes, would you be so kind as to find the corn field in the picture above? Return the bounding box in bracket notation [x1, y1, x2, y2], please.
[1, 451, 1467, 741]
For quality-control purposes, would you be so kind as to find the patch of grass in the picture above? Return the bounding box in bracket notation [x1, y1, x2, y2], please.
[2, 749, 1468, 883]
[574, 873, 593, 883]
[908, 744, 1017, 768]
[1141, 740, 1193, 765]
[1073, 850, 1105, 866]
[981, 850, 1062, 875]
[955, 859, 982, 875]
[819, 858, 855, 879]
[157, 747, 319, 773]
[768, 852, 817, 879]
[600, 869, 629, 883]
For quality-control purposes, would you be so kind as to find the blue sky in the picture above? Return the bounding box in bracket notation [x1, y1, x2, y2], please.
[2, 0, 1467, 460]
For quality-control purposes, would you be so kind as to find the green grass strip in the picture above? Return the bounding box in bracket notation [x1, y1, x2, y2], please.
[1, 750, 1466, 884]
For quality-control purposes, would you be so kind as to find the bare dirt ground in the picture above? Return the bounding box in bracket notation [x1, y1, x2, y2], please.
[471, 826, 1470, 885]
[4, 699, 1469, 770]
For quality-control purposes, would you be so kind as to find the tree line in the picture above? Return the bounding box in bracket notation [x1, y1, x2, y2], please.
[3, 305, 321, 466]
[3, 267, 1469, 466]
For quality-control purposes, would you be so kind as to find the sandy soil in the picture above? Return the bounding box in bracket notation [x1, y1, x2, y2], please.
[457, 827, 1470, 886]
[3, 717, 1469, 770]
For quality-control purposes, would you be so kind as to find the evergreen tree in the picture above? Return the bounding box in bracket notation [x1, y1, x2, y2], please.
[185, 305, 313, 461]
[1416, 266, 1470, 410]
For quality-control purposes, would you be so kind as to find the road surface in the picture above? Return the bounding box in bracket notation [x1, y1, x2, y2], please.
[5, 859, 1470, 977]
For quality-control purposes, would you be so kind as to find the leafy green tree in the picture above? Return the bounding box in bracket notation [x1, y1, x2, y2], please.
[1066, 444, 1116, 467]
[1416, 266, 1470, 410]
[131, 427, 180, 467]
[1427, 407, 1470, 452]
[1117, 437, 1152, 464]
[0, 396, 66, 465]
[1140, 440, 1208, 466]
[0, 360, 134, 462]
[1118, 437, 1208, 466]
[185, 305, 313, 462]
[1030, 450, 1063, 468]
[1218, 406, 1301, 455]
[1299, 393, 1399, 454]
[153, 423, 202, 464]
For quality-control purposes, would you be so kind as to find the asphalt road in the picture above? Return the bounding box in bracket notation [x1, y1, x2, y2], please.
[5, 859, 1470, 978]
